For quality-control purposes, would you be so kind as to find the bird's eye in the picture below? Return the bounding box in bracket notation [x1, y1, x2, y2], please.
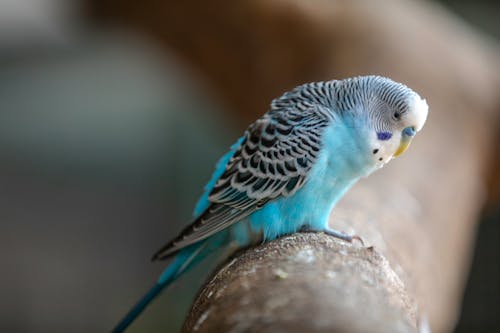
[393, 112, 401, 121]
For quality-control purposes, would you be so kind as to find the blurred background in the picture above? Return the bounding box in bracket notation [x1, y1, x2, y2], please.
[0, 0, 498, 332]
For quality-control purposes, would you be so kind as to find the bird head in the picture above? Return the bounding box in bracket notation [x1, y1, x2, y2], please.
[391, 95, 428, 157]
[363, 77, 428, 165]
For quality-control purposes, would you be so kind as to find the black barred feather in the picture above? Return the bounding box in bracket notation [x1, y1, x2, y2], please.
[152, 100, 331, 259]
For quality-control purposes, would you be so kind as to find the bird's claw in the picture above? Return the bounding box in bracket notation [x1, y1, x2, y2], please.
[349, 234, 365, 246]
[324, 228, 365, 246]
[300, 226, 365, 246]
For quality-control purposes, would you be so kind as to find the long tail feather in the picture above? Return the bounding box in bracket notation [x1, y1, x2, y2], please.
[111, 282, 164, 333]
[111, 243, 206, 333]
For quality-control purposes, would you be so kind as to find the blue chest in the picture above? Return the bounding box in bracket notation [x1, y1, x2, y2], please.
[248, 117, 375, 240]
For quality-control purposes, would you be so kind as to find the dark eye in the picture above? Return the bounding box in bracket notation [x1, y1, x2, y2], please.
[393, 112, 401, 120]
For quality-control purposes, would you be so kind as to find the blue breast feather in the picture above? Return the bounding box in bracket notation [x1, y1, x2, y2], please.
[193, 114, 376, 243]
[249, 115, 375, 240]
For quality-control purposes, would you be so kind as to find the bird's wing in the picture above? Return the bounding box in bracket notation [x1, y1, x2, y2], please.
[153, 104, 331, 260]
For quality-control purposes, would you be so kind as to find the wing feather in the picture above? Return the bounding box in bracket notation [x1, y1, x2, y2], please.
[152, 92, 333, 260]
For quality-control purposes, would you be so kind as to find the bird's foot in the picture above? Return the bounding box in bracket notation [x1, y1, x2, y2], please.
[299, 225, 365, 246]
[324, 228, 365, 246]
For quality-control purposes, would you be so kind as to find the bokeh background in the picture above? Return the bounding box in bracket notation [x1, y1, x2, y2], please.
[0, 1, 498, 332]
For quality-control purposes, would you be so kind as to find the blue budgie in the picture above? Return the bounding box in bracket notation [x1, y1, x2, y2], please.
[112, 75, 428, 332]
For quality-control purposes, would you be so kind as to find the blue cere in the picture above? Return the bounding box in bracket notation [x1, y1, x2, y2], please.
[403, 126, 416, 137]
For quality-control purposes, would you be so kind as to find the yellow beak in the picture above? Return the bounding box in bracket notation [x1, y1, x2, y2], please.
[393, 126, 416, 157]
[393, 138, 412, 157]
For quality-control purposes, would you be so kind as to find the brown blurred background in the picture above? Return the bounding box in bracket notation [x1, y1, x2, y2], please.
[0, 1, 498, 332]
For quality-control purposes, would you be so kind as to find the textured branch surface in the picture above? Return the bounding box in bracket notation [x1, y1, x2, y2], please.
[183, 233, 417, 333]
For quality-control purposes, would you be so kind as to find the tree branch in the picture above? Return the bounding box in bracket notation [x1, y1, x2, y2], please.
[183, 233, 418, 333]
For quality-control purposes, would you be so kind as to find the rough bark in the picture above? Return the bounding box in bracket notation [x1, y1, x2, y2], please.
[183, 233, 417, 333]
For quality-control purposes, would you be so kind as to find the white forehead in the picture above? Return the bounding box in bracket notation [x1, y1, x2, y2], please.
[406, 94, 428, 131]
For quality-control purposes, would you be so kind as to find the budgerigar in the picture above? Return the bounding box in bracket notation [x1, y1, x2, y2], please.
[112, 75, 428, 332]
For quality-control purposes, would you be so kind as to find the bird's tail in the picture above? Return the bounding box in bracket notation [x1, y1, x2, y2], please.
[111, 242, 207, 333]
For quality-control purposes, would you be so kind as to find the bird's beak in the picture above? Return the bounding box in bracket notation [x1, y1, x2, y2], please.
[393, 126, 416, 157]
